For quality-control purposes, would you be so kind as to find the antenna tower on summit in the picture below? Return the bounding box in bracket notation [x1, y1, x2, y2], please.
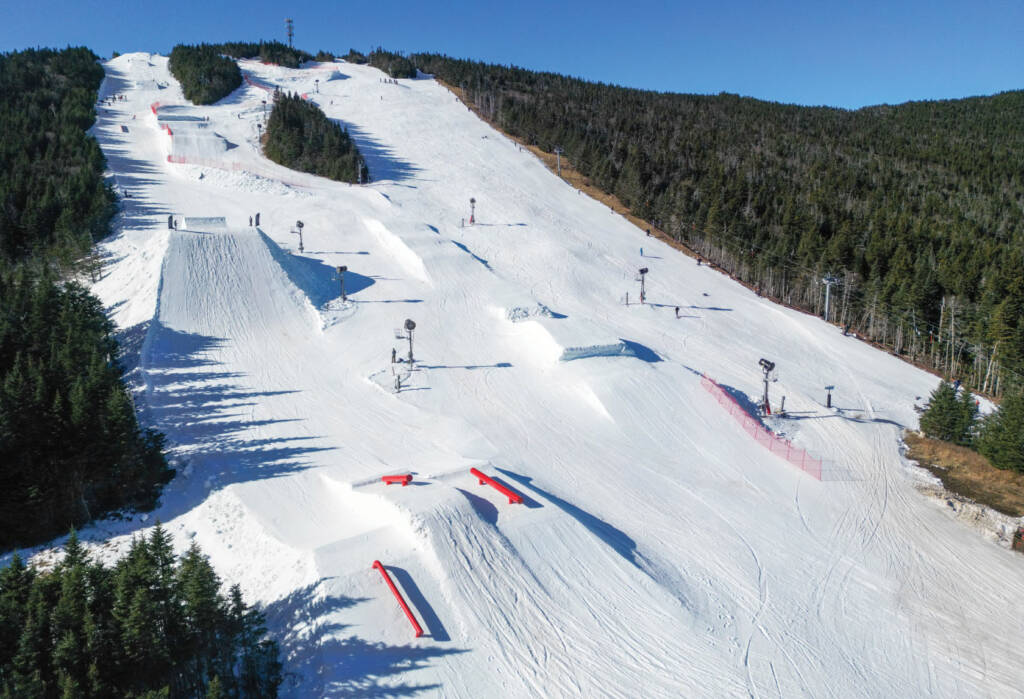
[286, 18, 294, 47]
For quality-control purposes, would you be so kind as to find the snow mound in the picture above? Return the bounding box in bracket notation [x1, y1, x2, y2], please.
[505, 302, 559, 322]
[363, 218, 431, 284]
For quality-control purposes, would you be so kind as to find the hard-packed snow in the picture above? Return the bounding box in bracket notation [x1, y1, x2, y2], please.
[58, 52, 1024, 696]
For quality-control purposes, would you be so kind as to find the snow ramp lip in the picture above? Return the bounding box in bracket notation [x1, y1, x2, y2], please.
[559, 339, 662, 363]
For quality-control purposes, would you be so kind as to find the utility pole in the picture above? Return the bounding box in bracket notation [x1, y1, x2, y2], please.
[337, 265, 347, 302]
[638, 267, 649, 304]
[286, 18, 294, 47]
[822, 273, 839, 323]
[553, 146, 563, 177]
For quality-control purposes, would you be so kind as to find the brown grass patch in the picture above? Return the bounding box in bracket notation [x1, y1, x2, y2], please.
[904, 431, 1024, 517]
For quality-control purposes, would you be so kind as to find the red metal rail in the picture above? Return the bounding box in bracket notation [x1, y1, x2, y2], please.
[470, 468, 523, 504]
[382, 474, 412, 486]
[372, 560, 423, 638]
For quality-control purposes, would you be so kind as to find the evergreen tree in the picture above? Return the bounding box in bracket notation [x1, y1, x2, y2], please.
[0, 531, 283, 696]
[263, 91, 367, 183]
[919, 381, 974, 443]
[977, 391, 1024, 472]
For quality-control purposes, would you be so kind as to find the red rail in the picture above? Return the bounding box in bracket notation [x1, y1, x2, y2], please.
[372, 560, 423, 637]
[382, 474, 412, 486]
[470, 468, 523, 504]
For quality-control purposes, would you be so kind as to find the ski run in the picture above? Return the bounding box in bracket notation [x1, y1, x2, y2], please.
[31, 52, 1024, 697]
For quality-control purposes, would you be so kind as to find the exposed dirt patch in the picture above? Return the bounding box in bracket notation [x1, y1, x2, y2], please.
[905, 431, 1024, 517]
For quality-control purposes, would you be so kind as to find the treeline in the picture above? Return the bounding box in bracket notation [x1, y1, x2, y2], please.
[0, 47, 173, 551]
[0, 526, 282, 697]
[211, 42, 312, 69]
[368, 49, 415, 79]
[0, 267, 172, 549]
[410, 53, 1024, 395]
[342, 49, 367, 65]
[263, 91, 367, 183]
[920, 382, 1024, 472]
[168, 42, 315, 106]
[168, 45, 242, 105]
[0, 48, 114, 266]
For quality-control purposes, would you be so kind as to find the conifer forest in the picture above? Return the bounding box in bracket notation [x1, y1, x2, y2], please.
[0, 47, 173, 550]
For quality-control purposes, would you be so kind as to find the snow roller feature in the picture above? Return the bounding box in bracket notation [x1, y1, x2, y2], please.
[381, 474, 412, 486]
[470, 467, 524, 504]
[372, 560, 423, 638]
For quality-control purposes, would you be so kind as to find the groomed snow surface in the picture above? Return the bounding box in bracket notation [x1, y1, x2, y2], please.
[70, 53, 1024, 696]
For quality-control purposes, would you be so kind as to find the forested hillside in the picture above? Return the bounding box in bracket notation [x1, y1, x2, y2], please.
[0, 527, 281, 696]
[168, 44, 242, 105]
[411, 53, 1024, 395]
[0, 48, 114, 265]
[0, 47, 172, 550]
[264, 91, 367, 183]
[169, 42, 314, 106]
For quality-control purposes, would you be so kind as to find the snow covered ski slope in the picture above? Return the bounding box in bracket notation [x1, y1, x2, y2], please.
[84, 53, 1024, 697]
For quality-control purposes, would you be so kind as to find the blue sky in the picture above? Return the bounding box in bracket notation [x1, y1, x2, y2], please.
[1, 0, 1020, 109]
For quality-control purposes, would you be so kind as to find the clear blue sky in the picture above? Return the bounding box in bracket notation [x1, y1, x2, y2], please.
[2, 0, 1021, 109]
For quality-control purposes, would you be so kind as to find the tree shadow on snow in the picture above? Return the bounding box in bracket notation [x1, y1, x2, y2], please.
[114, 323, 336, 529]
[341, 123, 421, 183]
[264, 581, 465, 697]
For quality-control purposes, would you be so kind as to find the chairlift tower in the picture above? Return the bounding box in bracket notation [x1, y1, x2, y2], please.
[637, 267, 649, 304]
[337, 265, 348, 302]
[404, 319, 416, 364]
[759, 358, 775, 415]
[822, 273, 839, 323]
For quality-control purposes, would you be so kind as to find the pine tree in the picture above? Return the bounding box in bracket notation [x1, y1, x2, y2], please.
[977, 391, 1024, 472]
[919, 381, 967, 442]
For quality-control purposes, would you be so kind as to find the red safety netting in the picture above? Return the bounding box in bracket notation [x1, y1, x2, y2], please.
[243, 73, 274, 93]
[701, 375, 822, 480]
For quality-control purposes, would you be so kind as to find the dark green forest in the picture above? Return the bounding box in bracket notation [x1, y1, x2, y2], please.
[212, 42, 312, 69]
[410, 53, 1024, 396]
[263, 91, 367, 183]
[0, 526, 282, 697]
[0, 48, 114, 266]
[167, 45, 242, 105]
[368, 49, 416, 79]
[0, 47, 173, 550]
[168, 42, 315, 106]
